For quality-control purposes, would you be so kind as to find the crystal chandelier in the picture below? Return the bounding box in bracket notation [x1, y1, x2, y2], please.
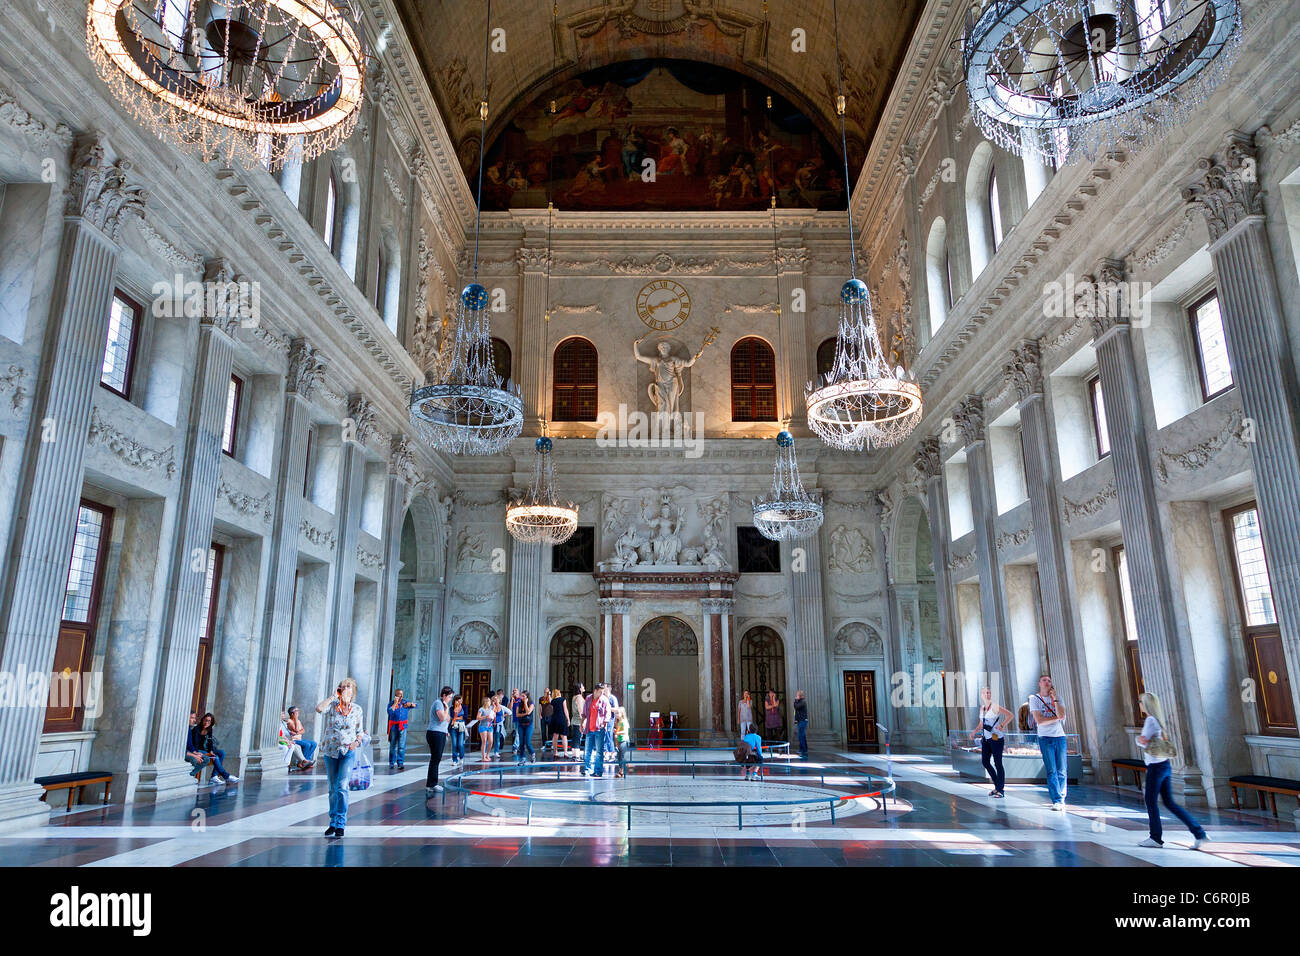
[805, 0, 923, 453]
[507, 438, 579, 545]
[409, 0, 523, 456]
[964, 0, 1242, 165]
[87, 1, 367, 170]
[753, 431, 824, 541]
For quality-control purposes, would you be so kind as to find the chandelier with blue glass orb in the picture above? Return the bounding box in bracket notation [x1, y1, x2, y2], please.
[506, 437, 579, 545]
[753, 431, 824, 542]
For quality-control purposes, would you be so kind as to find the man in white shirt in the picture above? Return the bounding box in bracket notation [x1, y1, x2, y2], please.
[1028, 674, 1068, 810]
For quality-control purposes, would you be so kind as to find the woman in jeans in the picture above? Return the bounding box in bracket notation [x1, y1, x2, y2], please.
[515, 691, 535, 762]
[190, 713, 238, 785]
[1137, 691, 1209, 850]
[448, 694, 468, 766]
[969, 686, 1013, 798]
[476, 697, 495, 761]
[315, 677, 364, 838]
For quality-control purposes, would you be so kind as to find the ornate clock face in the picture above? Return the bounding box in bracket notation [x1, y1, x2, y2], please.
[636, 279, 691, 331]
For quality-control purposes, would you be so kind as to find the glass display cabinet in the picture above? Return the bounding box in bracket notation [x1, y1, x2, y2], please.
[948, 732, 1082, 783]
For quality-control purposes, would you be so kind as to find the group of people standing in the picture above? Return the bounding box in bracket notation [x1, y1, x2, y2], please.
[969, 675, 1209, 849]
[737, 689, 809, 759]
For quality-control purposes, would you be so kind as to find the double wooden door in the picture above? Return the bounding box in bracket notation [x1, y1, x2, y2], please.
[459, 669, 492, 715]
[842, 670, 879, 751]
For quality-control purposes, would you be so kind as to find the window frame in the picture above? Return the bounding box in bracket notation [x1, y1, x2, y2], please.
[191, 544, 223, 716]
[100, 289, 143, 400]
[552, 337, 598, 423]
[222, 374, 244, 458]
[1186, 288, 1234, 403]
[374, 241, 387, 317]
[730, 336, 778, 423]
[988, 166, 1003, 251]
[1087, 373, 1110, 459]
[1111, 544, 1145, 725]
[323, 168, 339, 254]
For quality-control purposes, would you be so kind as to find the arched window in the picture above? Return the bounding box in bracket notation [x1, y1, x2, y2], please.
[730, 336, 777, 422]
[815, 337, 837, 380]
[552, 337, 597, 422]
[738, 627, 787, 741]
[988, 167, 1003, 251]
[549, 627, 594, 698]
[925, 217, 950, 335]
[322, 169, 338, 252]
[965, 142, 995, 276]
[375, 231, 401, 333]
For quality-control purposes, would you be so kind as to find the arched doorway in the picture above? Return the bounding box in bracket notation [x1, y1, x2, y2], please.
[549, 626, 594, 697]
[739, 627, 787, 741]
[635, 616, 699, 729]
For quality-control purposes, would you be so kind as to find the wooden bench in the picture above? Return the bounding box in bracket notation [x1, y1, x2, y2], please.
[1111, 757, 1147, 789]
[35, 771, 113, 811]
[1229, 775, 1300, 818]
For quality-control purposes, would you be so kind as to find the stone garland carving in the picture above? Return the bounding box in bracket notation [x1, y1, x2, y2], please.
[1154, 408, 1249, 483]
[1003, 340, 1043, 401]
[1256, 119, 1300, 153]
[215, 478, 272, 524]
[1181, 134, 1263, 243]
[834, 622, 885, 657]
[357, 544, 384, 570]
[552, 252, 773, 276]
[383, 166, 407, 209]
[0, 365, 28, 412]
[996, 523, 1033, 552]
[1041, 314, 1090, 354]
[1128, 209, 1194, 273]
[831, 586, 882, 604]
[410, 229, 433, 368]
[66, 136, 147, 242]
[87, 407, 176, 480]
[0, 81, 73, 148]
[135, 217, 204, 274]
[824, 490, 874, 512]
[947, 549, 975, 572]
[450, 621, 501, 656]
[453, 489, 509, 512]
[300, 518, 337, 551]
[287, 338, 327, 399]
[452, 588, 496, 605]
[827, 524, 873, 573]
[596, 598, 634, 615]
[1061, 483, 1118, 524]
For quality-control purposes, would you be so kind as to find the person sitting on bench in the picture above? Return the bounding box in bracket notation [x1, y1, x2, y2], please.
[736, 728, 764, 781]
[185, 711, 210, 779]
[190, 712, 238, 785]
[285, 706, 317, 763]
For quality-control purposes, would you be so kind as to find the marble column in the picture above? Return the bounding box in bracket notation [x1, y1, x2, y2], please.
[870, 490, 903, 740]
[0, 137, 144, 829]
[1087, 260, 1205, 795]
[326, 395, 373, 680]
[954, 395, 1015, 691]
[776, 245, 810, 428]
[137, 259, 241, 801]
[506, 540, 544, 697]
[598, 597, 632, 704]
[516, 247, 550, 431]
[788, 535, 833, 742]
[366, 453, 409, 742]
[701, 598, 733, 732]
[249, 339, 320, 774]
[1184, 134, 1300, 730]
[1005, 340, 1088, 763]
[413, 583, 446, 705]
[912, 440, 961, 687]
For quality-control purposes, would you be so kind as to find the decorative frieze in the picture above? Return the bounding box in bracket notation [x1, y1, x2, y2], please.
[947, 549, 975, 572]
[1153, 407, 1250, 484]
[134, 217, 203, 274]
[1061, 483, 1118, 524]
[597, 598, 633, 614]
[0, 81, 73, 148]
[87, 407, 176, 480]
[299, 518, 337, 551]
[215, 478, 272, 525]
[357, 544, 384, 570]
[996, 524, 1033, 552]
[0, 364, 28, 412]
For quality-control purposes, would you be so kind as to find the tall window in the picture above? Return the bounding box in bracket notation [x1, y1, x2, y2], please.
[323, 170, 338, 252]
[988, 168, 1003, 251]
[815, 337, 837, 381]
[47, 502, 113, 732]
[552, 338, 597, 422]
[730, 337, 777, 422]
[101, 291, 141, 398]
[1225, 504, 1295, 735]
[191, 545, 223, 715]
[302, 426, 315, 499]
[945, 247, 955, 308]
[1088, 374, 1110, 458]
[1112, 545, 1144, 724]
[925, 217, 949, 334]
[222, 375, 243, 456]
[374, 242, 387, 317]
[1188, 290, 1233, 401]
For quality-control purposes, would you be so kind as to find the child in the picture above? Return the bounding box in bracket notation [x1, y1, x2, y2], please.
[614, 707, 632, 778]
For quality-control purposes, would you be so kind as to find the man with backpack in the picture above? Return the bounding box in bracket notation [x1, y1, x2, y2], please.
[1028, 674, 1068, 810]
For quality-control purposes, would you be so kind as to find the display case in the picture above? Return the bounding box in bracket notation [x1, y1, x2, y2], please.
[948, 732, 1082, 783]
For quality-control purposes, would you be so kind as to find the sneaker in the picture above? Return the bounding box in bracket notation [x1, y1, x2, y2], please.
[334, 828, 344, 838]
[226, 775, 239, 783]
[992, 791, 1005, 799]
[1192, 836, 1211, 850]
[1139, 837, 1163, 848]
[324, 826, 337, 837]
[211, 777, 226, 787]
[1051, 802, 1064, 811]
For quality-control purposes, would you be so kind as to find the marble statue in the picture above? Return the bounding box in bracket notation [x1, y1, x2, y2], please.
[642, 494, 683, 565]
[632, 327, 719, 414]
[828, 524, 871, 573]
[611, 523, 643, 569]
[457, 527, 489, 572]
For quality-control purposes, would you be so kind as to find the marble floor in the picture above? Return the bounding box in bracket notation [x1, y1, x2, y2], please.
[4, 749, 1297, 867]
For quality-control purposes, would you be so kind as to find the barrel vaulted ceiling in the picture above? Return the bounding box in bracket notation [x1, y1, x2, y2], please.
[393, 0, 925, 184]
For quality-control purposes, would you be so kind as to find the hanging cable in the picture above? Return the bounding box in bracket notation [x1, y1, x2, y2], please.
[472, 0, 493, 281]
[831, 0, 856, 278]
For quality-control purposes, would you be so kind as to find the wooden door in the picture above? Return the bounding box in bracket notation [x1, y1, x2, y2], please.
[1249, 632, 1297, 734]
[842, 671, 878, 751]
[460, 669, 492, 715]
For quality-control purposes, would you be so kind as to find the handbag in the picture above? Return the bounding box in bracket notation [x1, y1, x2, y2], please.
[1145, 719, 1177, 760]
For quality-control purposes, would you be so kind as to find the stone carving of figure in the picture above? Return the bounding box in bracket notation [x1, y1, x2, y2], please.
[612, 523, 643, 569]
[701, 523, 728, 570]
[632, 329, 719, 414]
[457, 527, 489, 572]
[642, 495, 682, 566]
[828, 523, 871, 573]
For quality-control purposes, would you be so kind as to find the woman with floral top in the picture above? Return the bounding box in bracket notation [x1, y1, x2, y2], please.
[316, 676, 364, 838]
[476, 697, 495, 761]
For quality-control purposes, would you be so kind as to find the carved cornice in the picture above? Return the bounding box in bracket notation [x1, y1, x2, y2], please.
[954, 395, 985, 446]
[1181, 132, 1264, 243]
[1003, 340, 1043, 402]
[65, 135, 147, 243]
[287, 338, 327, 400]
[87, 407, 176, 480]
